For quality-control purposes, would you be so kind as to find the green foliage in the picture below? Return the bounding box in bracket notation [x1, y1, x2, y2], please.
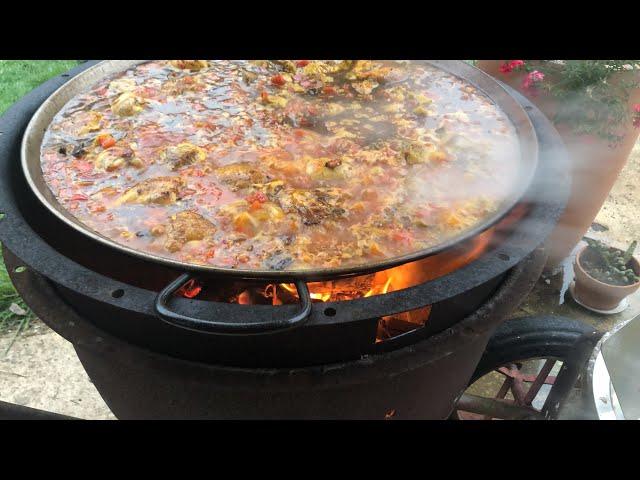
[0, 61, 80, 347]
[0, 60, 80, 114]
[524, 60, 640, 145]
[584, 238, 640, 286]
[0, 251, 36, 352]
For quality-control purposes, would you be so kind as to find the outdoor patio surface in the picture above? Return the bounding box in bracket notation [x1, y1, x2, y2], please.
[0, 142, 638, 420]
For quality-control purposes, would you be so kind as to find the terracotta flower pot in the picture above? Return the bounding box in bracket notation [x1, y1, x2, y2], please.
[573, 245, 640, 310]
[476, 60, 640, 269]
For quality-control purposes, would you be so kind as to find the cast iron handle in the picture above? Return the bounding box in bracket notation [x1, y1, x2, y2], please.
[154, 273, 312, 335]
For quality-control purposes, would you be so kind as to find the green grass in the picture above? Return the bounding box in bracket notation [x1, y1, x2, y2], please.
[0, 60, 80, 114]
[0, 252, 36, 352]
[0, 60, 80, 343]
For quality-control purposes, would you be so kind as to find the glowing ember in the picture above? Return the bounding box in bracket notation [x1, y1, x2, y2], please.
[238, 290, 251, 305]
[264, 284, 283, 305]
[177, 279, 202, 298]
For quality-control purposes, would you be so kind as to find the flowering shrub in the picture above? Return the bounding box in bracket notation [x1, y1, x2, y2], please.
[499, 60, 525, 74]
[522, 70, 545, 94]
[633, 104, 640, 128]
[497, 60, 640, 146]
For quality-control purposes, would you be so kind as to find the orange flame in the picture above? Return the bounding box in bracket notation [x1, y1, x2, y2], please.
[229, 206, 530, 312]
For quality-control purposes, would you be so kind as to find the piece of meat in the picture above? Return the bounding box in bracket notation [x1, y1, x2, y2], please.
[159, 143, 206, 170]
[401, 141, 448, 165]
[95, 145, 144, 171]
[164, 211, 216, 252]
[111, 92, 144, 116]
[76, 111, 104, 136]
[161, 77, 206, 96]
[108, 78, 137, 94]
[251, 180, 286, 200]
[213, 163, 267, 190]
[304, 156, 356, 182]
[277, 188, 349, 226]
[115, 176, 185, 206]
[272, 60, 297, 73]
[217, 199, 285, 237]
[168, 60, 209, 71]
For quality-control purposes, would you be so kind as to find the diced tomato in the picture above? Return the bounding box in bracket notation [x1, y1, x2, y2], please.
[69, 193, 89, 201]
[296, 60, 310, 68]
[322, 86, 337, 95]
[260, 91, 269, 102]
[392, 230, 414, 245]
[271, 75, 286, 86]
[90, 203, 106, 213]
[141, 86, 158, 97]
[293, 129, 306, 138]
[246, 191, 268, 204]
[97, 134, 116, 149]
[249, 201, 262, 211]
[72, 160, 94, 174]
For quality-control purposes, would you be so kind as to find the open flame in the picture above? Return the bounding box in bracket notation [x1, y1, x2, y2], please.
[364, 276, 393, 297]
[174, 206, 528, 341]
[279, 283, 331, 302]
[228, 224, 497, 339]
[177, 226, 496, 309]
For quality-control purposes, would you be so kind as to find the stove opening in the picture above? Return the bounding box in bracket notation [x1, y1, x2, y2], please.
[165, 205, 529, 346]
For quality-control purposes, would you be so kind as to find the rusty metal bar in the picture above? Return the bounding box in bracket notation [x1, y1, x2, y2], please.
[524, 359, 556, 405]
[457, 393, 543, 420]
[497, 366, 557, 384]
[496, 377, 512, 399]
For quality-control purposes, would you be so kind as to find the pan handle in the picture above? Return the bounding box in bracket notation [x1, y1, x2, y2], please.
[154, 273, 312, 335]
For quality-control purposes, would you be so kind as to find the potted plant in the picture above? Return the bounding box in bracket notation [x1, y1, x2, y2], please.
[573, 238, 640, 311]
[476, 60, 640, 269]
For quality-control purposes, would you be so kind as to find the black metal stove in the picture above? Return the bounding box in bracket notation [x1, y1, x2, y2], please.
[0, 62, 569, 419]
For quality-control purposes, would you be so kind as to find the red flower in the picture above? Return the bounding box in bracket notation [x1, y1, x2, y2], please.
[522, 70, 545, 90]
[499, 62, 513, 74]
[633, 103, 640, 113]
[499, 60, 525, 74]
